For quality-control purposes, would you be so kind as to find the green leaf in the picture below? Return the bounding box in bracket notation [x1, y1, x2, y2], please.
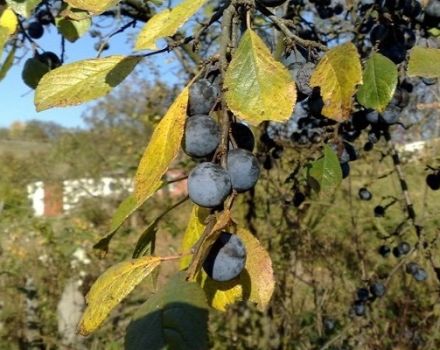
[179, 205, 209, 270]
[78, 256, 162, 336]
[35, 55, 141, 111]
[5, 0, 41, 18]
[56, 16, 91, 43]
[134, 87, 188, 204]
[224, 29, 296, 126]
[0, 44, 16, 82]
[125, 272, 209, 350]
[64, 0, 119, 14]
[407, 47, 440, 78]
[132, 221, 158, 259]
[0, 26, 9, 61]
[308, 145, 342, 195]
[310, 42, 362, 121]
[135, 0, 207, 51]
[21, 57, 50, 89]
[357, 53, 398, 113]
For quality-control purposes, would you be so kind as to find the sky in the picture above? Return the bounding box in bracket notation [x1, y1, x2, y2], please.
[0, 15, 181, 130]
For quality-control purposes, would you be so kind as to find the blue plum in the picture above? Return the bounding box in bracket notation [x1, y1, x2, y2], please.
[227, 149, 260, 192]
[183, 114, 220, 158]
[203, 232, 246, 282]
[188, 162, 231, 208]
[188, 79, 219, 116]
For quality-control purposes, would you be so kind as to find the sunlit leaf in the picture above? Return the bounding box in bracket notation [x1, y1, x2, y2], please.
[407, 47, 440, 78]
[5, 0, 41, 18]
[308, 145, 342, 195]
[0, 8, 17, 35]
[56, 16, 91, 43]
[200, 227, 275, 311]
[0, 27, 10, 61]
[0, 44, 16, 81]
[134, 87, 188, 204]
[186, 210, 231, 281]
[65, 0, 119, 14]
[224, 29, 296, 125]
[357, 53, 397, 112]
[35, 55, 141, 111]
[135, 0, 207, 50]
[125, 272, 209, 350]
[310, 42, 362, 121]
[77, 256, 162, 336]
[179, 205, 209, 270]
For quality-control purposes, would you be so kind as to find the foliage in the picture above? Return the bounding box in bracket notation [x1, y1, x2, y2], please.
[0, 0, 439, 349]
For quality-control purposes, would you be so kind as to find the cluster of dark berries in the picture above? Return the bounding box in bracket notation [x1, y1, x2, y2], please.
[25, 8, 57, 40]
[185, 79, 260, 208]
[351, 282, 386, 317]
[426, 170, 440, 190]
[358, 0, 438, 64]
[256, 0, 289, 6]
[378, 241, 411, 258]
[406, 261, 428, 281]
[184, 79, 261, 282]
[310, 0, 344, 19]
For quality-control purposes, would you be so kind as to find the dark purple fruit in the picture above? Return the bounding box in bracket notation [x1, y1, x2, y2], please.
[28, 21, 44, 39]
[203, 232, 246, 282]
[426, 173, 440, 190]
[256, 0, 288, 6]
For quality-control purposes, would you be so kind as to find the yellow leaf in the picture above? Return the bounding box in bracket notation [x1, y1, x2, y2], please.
[35, 55, 141, 111]
[0, 8, 17, 35]
[135, 0, 207, 51]
[134, 87, 189, 204]
[225, 29, 296, 125]
[179, 205, 209, 270]
[200, 272, 243, 312]
[407, 47, 440, 78]
[65, 0, 119, 14]
[78, 256, 162, 335]
[310, 42, 362, 122]
[199, 227, 275, 311]
[237, 227, 275, 309]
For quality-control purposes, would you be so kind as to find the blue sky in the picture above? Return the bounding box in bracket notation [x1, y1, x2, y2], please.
[0, 16, 181, 129]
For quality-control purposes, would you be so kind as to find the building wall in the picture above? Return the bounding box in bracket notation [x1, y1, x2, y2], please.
[27, 171, 187, 217]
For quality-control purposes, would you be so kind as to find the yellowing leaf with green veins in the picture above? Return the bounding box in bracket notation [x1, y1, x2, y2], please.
[65, 0, 119, 14]
[357, 53, 397, 112]
[135, 0, 207, 50]
[35, 55, 141, 111]
[180, 205, 209, 270]
[78, 256, 161, 336]
[5, 0, 41, 18]
[0, 8, 17, 35]
[407, 47, 440, 78]
[199, 227, 275, 311]
[134, 87, 189, 204]
[224, 29, 296, 126]
[310, 42, 362, 121]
